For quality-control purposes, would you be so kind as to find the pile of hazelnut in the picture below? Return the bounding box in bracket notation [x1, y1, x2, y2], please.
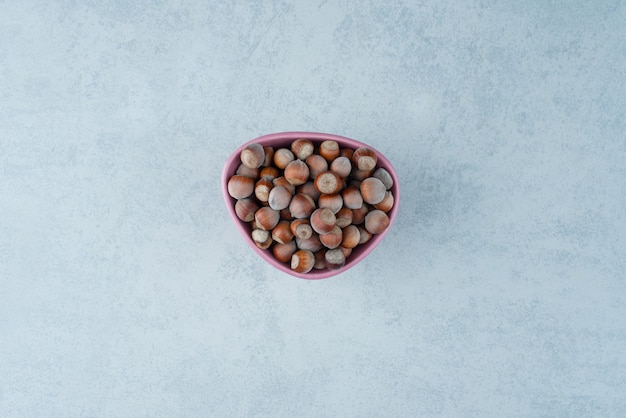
[227, 138, 394, 274]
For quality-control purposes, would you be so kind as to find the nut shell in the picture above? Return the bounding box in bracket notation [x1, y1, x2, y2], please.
[234, 198, 259, 222]
[240, 143, 266, 169]
[228, 175, 255, 199]
[342, 186, 363, 210]
[319, 225, 343, 249]
[289, 193, 316, 219]
[254, 206, 280, 231]
[284, 159, 310, 186]
[291, 249, 315, 273]
[291, 138, 314, 160]
[314, 171, 342, 195]
[271, 221, 294, 244]
[360, 177, 386, 205]
[272, 240, 297, 263]
[319, 140, 340, 161]
[352, 147, 378, 171]
[273, 148, 295, 169]
[329, 156, 352, 178]
[290, 219, 313, 240]
[364, 209, 390, 235]
[305, 154, 328, 180]
[341, 225, 361, 249]
[318, 193, 343, 214]
[268, 185, 292, 211]
[310, 207, 336, 234]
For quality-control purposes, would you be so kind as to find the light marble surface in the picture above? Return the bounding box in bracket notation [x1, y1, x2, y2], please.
[1, 1, 625, 417]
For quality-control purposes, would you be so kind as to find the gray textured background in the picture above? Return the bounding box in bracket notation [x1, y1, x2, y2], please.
[1, 1, 625, 417]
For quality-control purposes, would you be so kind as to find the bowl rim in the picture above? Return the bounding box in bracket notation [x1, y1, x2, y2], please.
[221, 131, 400, 280]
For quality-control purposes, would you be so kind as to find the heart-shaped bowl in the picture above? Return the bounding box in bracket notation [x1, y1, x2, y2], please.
[221, 132, 400, 280]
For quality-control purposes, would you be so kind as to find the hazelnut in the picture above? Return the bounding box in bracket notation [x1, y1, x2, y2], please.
[319, 140, 340, 161]
[272, 240, 296, 263]
[240, 143, 265, 169]
[268, 185, 292, 211]
[260, 166, 279, 180]
[314, 171, 342, 194]
[305, 154, 328, 180]
[357, 225, 372, 244]
[352, 147, 378, 171]
[271, 221, 294, 244]
[251, 229, 272, 249]
[373, 167, 393, 190]
[262, 146, 275, 167]
[329, 156, 352, 178]
[319, 225, 342, 249]
[314, 249, 327, 269]
[290, 218, 313, 240]
[227, 175, 255, 199]
[318, 193, 343, 214]
[291, 138, 314, 160]
[272, 176, 295, 195]
[274, 148, 295, 169]
[295, 235, 323, 252]
[284, 159, 310, 186]
[364, 209, 390, 234]
[310, 207, 336, 234]
[374, 191, 394, 212]
[351, 203, 370, 225]
[289, 193, 316, 219]
[234, 198, 258, 222]
[254, 178, 273, 202]
[360, 177, 386, 205]
[236, 163, 259, 179]
[341, 225, 360, 249]
[296, 181, 321, 201]
[325, 248, 345, 270]
[291, 249, 315, 273]
[342, 186, 363, 209]
[254, 206, 280, 231]
[335, 207, 353, 228]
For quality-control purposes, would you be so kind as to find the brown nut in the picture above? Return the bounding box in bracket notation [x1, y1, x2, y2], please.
[235, 198, 259, 222]
[352, 147, 378, 171]
[272, 240, 297, 263]
[236, 163, 259, 179]
[305, 154, 328, 180]
[360, 177, 386, 205]
[273, 148, 295, 169]
[228, 175, 255, 199]
[318, 193, 343, 214]
[295, 235, 323, 252]
[319, 225, 343, 249]
[342, 186, 363, 210]
[310, 207, 336, 234]
[335, 207, 353, 228]
[254, 206, 280, 231]
[271, 221, 294, 244]
[291, 249, 315, 273]
[254, 178, 273, 202]
[373, 167, 393, 190]
[289, 193, 316, 219]
[259, 166, 279, 180]
[296, 181, 321, 201]
[284, 159, 310, 186]
[291, 138, 314, 160]
[329, 156, 352, 178]
[319, 140, 340, 161]
[314, 171, 342, 195]
[325, 248, 345, 270]
[341, 225, 361, 249]
[373, 191, 394, 212]
[268, 185, 292, 211]
[364, 209, 390, 234]
[240, 143, 265, 169]
[290, 218, 313, 240]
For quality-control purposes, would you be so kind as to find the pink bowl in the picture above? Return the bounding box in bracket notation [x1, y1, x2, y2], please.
[221, 132, 400, 280]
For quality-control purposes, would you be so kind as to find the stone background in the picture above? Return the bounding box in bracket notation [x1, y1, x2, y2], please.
[1, 1, 625, 416]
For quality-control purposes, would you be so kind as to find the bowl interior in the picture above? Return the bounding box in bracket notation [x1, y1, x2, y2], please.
[221, 132, 400, 280]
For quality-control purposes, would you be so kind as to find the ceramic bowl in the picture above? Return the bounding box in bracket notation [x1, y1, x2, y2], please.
[221, 132, 400, 279]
